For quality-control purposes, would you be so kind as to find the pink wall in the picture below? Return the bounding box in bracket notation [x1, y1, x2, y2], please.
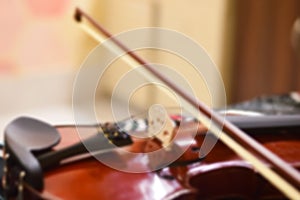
[0, 0, 75, 75]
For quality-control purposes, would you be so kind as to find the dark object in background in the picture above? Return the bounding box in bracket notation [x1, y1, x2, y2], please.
[0, 157, 4, 200]
[227, 91, 300, 115]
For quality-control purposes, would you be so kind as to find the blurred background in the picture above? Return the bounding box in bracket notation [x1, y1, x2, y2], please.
[0, 0, 299, 135]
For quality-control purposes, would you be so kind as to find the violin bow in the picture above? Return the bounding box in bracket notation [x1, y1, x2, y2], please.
[74, 8, 300, 199]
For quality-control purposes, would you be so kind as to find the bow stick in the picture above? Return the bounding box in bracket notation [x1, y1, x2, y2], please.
[74, 8, 300, 199]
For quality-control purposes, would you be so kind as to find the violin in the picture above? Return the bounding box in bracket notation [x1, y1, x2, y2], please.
[2, 112, 300, 199]
[2, 7, 300, 200]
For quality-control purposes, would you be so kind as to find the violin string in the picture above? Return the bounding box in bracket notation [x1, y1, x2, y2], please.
[75, 8, 300, 199]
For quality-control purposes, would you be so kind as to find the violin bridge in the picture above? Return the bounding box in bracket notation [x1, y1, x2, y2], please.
[147, 105, 175, 150]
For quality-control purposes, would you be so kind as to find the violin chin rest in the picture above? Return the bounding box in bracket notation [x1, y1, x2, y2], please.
[4, 117, 61, 191]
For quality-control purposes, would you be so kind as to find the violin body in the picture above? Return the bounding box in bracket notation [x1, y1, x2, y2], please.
[26, 121, 299, 199]
[41, 125, 198, 200]
[174, 128, 300, 199]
